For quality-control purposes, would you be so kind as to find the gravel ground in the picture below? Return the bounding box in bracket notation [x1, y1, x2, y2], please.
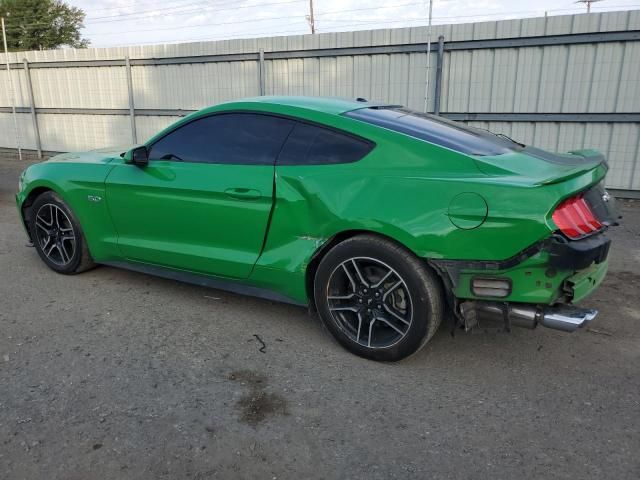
[1, 155, 639, 480]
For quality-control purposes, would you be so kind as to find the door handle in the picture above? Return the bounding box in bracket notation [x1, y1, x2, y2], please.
[224, 187, 262, 200]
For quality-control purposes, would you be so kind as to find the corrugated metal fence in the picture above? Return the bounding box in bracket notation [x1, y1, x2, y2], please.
[1, 10, 639, 192]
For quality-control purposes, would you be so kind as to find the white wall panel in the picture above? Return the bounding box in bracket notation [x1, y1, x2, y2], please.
[29, 66, 128, 109]
[512, 47, 543, 113]
[303, 58, 320, 97]
[388, 54, 410, 106]
[443, 50, 472, 111]
[318, 57, 338, 97]
[589, 43, 625, 112]
[406, 53, 428, 111]
[353, 56, 373, 100]
[490, 49, 518, 112]
[36, 114, 131, 151]
[562, 45, 596, 113]
[468, 49, 495, 112]
[616, 42, 640, 113]
[607, 123, 640, 189]
[334, 56, 355, 98]
[537, 46, 570, 113]
[0, 63, 29, 108]
[0, 113, 37, 149]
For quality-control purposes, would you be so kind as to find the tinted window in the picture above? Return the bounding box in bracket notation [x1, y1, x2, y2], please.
[344, 107, 523, 156]
[278, 123, 373, 165]
[148, 113, 294, 165]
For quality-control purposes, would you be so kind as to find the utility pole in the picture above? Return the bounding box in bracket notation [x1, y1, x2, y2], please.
[1, 17, 22, 160]
[575, 0, 604, 13]
[307, 0, 316, 34]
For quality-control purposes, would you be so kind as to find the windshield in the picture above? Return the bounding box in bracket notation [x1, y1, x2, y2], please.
[344, 107, 524, 156]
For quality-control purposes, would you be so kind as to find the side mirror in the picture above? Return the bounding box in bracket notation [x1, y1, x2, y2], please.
[125, 146, 149, 167]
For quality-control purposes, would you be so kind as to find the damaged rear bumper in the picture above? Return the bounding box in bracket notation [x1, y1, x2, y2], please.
[431, 231, 611, 306]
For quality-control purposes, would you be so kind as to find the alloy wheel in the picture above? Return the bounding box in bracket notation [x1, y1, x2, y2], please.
[326, 256, 413, 349]
[34, 203, 77, 266]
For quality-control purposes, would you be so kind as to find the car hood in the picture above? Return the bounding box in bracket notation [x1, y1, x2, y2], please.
[46, 145, 136, 164]
[472, 147, 607, 185]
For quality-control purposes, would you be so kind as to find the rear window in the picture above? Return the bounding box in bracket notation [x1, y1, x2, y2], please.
[344, 107, 523, 156]
[277, 123, 373, 165]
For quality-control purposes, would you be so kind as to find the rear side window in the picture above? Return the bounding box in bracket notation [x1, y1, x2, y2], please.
[344, 107, 523, 156]
[277, 123, 373, 165]
[148, 113, 294, 165]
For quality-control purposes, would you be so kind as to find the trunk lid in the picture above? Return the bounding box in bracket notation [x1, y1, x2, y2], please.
[473, 146, 620, 232]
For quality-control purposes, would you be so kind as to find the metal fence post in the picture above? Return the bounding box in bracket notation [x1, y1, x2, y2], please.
[259, 49, 265, 96]
[125, 56, 137, 143]
[23, 59, 42, 158]
[433, 35, 445, 115]
[2, 17, 21, 160]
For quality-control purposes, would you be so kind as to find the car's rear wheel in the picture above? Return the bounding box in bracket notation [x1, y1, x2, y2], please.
[29, 191, 95, 274]
[314, 235, 444, 361]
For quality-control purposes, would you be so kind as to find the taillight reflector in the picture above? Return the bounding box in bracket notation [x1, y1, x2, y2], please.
[552, 195, 602, 239]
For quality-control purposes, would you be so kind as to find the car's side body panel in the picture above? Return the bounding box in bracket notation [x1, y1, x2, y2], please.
[104, 158, 275, 279]
[15, 96, 613, 309]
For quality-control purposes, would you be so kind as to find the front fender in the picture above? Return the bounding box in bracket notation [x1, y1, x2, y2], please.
[17, 162, 121, 261]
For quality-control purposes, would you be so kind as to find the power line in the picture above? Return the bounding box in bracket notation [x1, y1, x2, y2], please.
[1, 0, 308, 30]
[102, 4, 639, 47]
[86, 0, 420, 25]
[87, 0, 240, 21]
[4, 1, 638, 30]
[77, 2, 640, 38]
[76, 2, 436, 36]
[85, 0, 207, 15]
[84, 0, 205, 13]
[3, 1, 639, 45]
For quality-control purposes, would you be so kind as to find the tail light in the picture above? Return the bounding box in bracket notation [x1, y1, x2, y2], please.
[552, 195, 602, 239]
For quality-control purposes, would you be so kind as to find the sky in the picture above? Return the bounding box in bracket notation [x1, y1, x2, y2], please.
[66, 0, 640, 48]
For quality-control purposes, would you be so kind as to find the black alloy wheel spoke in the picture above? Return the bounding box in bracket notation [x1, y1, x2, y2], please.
[34, 203, 77, 267]
[327, 257, 413, 349]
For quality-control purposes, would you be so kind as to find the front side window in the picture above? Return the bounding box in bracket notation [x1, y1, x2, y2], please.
[277, 123, 374, 165]
[344, 107, 524, 156]
[148, 113, 295, 165]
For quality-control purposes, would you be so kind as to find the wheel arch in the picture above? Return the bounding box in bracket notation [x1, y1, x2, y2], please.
[305, 229, 438, 310]
[20, 186, 58, 242]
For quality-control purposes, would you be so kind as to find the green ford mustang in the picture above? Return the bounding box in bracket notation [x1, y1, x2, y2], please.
[16, 96, 620, 361]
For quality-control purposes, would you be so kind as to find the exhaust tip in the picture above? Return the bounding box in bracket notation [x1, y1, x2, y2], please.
[540, 306, 598, 332]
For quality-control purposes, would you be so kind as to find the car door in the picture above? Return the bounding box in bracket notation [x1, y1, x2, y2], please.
[104, 112, 295, 279]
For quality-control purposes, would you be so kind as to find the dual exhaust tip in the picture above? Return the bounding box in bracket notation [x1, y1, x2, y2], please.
[462, 301, 598, 332]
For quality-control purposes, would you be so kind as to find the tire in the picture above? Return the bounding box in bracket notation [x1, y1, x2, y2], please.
[314, 234, 444, 362]
[28, 191, 96, 274]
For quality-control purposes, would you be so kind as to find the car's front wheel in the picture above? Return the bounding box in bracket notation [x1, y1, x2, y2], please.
[29, 191, 95, 274]
[314, 235, 444, 361]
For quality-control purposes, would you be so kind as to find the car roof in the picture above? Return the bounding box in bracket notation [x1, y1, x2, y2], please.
[215, 96, 397, 115]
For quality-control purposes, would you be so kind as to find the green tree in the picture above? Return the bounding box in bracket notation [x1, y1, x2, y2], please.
[0, 0, 89, 51]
